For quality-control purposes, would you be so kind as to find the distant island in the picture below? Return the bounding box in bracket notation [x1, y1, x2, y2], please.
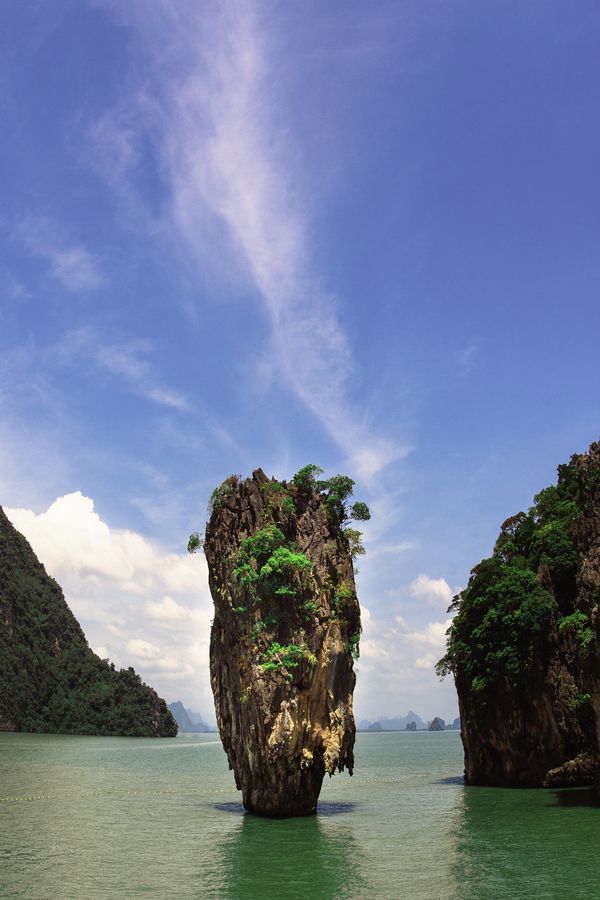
[167, 701, 214, 733]
[0, 506, 177, 737]
[357, 712, 460, 732]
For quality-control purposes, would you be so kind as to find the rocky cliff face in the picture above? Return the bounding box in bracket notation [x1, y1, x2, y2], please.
[0, 506, 177, 737]
[438, 441, 600, 786]
[203, 469, 361, 817]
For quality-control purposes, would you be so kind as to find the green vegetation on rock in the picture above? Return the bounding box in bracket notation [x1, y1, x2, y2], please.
[198, 465, 368, 675]
[233, 525, 312, 601]
[187, 531, 202, 554]
[261, 641, 316, 676]
[208, 476, 238, 514]
[332, 582, 356, 618]
[437, 457, 584, 701]
[558, 611, 594, 652]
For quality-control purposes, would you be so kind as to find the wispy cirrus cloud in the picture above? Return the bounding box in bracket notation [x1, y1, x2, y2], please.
[62, 327, 191, 413]
[455, 340, 481, 376]
[94, 0, 405, 481]
[18, 217, 104, 292]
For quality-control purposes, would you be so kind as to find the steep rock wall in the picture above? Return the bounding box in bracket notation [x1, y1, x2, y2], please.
[203, 469, 361, 816]
[439, 441, 600, 786]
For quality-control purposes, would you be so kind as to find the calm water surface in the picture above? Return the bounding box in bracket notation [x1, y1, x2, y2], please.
[1, 730, 598, 898]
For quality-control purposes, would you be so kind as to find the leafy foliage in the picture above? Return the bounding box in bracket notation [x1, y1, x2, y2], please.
[261, 642, 316, 675]
[187, 532, 202, 554]
[571, 692, 591, 710]
[238, 524, 286, 562]
[208, 476, 237, 513]
[342, 528, 366, 560]
[260, 546, 312, 580]
[292, 464, 324, 490]
[350, 501, 371, 522]
[280, 495, 296, 516]
[317, 474, 355, 522]
[558, 611, 594, 652]
[437, 458, 585, 700]
[332, 581, 356, 618]
[292, 465, 371, 527]
[348, 633, 361, 659]
[233, 526, 312, 601]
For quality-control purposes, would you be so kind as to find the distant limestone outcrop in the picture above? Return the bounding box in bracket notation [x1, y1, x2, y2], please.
[202, 467, 366, 817]
[0, 506, 177, 737]
[428, 717, 445, 732]
[438, 441, 600, 786]
[359, 710, 426, 731]
[168, 701, 211, 733]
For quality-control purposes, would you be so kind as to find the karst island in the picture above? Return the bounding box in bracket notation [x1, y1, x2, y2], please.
[438, 440, 600, 791]
[191, 465, 369, 817]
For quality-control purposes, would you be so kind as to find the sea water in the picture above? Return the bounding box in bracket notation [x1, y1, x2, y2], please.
[1, 730, 598, 898]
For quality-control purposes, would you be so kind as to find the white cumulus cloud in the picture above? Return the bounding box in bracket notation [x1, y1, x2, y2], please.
[352, 599, 457, 721]
[5, 493, 214, 718]
[410, 574, 454, 610]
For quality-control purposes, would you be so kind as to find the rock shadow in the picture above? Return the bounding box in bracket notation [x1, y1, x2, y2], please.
[211, 799, 357, 817]
[548, 787, 600, 808]
[317, 800, 357, 816]
[212, 801, 245, 814]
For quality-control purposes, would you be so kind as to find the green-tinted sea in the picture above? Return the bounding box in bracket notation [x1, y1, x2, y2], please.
[1, 730, 598, 898]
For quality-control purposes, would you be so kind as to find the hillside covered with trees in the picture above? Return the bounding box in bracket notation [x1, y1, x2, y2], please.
[0, 506, 177, 737]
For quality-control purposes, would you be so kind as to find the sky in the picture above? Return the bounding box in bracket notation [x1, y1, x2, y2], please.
[1, 0, 599, 724]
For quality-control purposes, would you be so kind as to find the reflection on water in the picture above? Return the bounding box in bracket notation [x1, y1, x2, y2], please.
[212, 805, 365, 900]
[550, 787, 599, 808]
[453, 782, 600, 900]
[5, 731, 600, 898]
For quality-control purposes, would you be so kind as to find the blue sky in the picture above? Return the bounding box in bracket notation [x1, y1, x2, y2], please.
[2, 1, 599, 722]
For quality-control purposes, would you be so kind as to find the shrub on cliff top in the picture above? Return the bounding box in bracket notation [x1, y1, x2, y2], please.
[292, 464, 324, 490]
[292, 465, 371, 530]
[208, 476, 238, 514]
